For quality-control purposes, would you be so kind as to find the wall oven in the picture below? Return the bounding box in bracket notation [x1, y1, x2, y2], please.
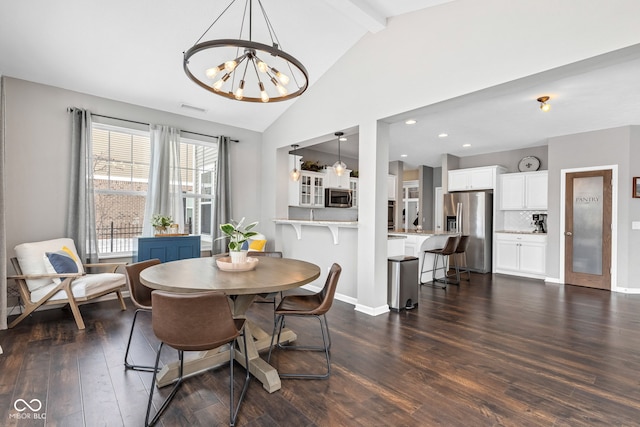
[325, 188, 352, 208]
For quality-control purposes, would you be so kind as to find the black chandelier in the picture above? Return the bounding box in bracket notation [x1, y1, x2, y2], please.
[183, 0, 309, 103]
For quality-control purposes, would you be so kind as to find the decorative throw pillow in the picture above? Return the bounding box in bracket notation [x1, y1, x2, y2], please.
[44, 247, 79, 284]
[249, 239, 267, 251]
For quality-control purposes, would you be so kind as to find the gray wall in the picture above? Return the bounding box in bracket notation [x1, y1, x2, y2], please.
[3, 77, 263, 260]
[547, 126, 639, 290]
[459, 145, 548, 172]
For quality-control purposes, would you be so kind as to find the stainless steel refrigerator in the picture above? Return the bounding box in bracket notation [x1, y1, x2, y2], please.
[443, 191, 493, 273]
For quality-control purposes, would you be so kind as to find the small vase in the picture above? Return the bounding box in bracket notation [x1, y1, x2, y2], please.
[229, 251, 248, 264]
[154, 226, 166, 235]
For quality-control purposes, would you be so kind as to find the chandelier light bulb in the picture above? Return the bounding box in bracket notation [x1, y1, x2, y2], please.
[333, 161, 346, 176]
[272, 68, 290, 85]
[224, 60, 238, 72]
[290, 168, 301, 181]
[234, 80, 245, 100]
[270, 77, 287, 96]
[259, 82, 269, 103]
[205, 64, 223, 79]
[257, 60, 269, 73]
[212, 73, 230, 91]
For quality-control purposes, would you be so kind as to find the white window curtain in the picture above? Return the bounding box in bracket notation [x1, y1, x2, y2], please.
[142, 125, 184, 237]
[67, 107, 99, 263]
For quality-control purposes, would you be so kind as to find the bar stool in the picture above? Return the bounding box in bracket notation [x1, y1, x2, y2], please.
[452, 235, 471, 281]
[420, 235, 460, 288]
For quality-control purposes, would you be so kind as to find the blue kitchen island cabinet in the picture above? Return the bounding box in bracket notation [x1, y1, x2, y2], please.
[133, 235, 201, 263]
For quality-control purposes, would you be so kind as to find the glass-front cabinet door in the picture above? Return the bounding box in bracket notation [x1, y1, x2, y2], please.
[312, 175, 324, 206]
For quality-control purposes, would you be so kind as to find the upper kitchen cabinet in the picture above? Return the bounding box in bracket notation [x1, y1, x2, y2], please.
[289, 170, 325, 207]
[499, 171, 548, 210]
[448, 165, 506, 192]
[388, 175, 397, 200]
[324, 166, 351, 189]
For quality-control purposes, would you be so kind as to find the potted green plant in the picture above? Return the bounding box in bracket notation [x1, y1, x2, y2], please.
[151, 214, 173, 235]
[217, 218, 259, 263]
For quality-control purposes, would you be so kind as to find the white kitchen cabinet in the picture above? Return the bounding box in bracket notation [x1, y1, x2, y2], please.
[289, 171, 325, 207]
[495, 233, 546, 279]
[388, 175, 397, 200]
[324, 166, 351, 189]
[499, 171, 548, 210]
[448, 166, 506, 192]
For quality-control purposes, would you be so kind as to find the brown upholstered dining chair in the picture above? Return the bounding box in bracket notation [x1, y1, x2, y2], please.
[420, 235, 461, 288]
[267, 263, 342, 379]
[123, 258, 160, 372]
[145, 290, 250, 427]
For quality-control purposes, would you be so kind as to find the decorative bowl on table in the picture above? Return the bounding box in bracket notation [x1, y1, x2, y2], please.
[216, 256, 259, 272]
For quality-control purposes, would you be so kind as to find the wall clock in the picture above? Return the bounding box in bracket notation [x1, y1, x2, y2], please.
[518, 156, 541, 172]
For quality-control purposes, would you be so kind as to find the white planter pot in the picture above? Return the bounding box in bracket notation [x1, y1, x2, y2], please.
[229, 251, 248, 264]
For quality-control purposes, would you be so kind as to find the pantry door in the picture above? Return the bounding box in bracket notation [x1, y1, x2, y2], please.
[564, 169, 612, 289]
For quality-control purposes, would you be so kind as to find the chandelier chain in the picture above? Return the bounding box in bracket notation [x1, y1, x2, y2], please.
[193, 0, 238, 46]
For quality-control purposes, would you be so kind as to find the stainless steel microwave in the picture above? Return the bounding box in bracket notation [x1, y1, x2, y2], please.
[325, 188, 352, 208]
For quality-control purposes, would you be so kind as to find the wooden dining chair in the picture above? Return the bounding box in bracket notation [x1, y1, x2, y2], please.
[145, 290, 250, 427]
[123, 258, 160, 372]
[267, 263, 342, 379]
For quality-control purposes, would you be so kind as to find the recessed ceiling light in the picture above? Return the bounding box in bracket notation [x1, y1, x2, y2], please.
[462, 143, 471, 148]
[400, 154, 408, 158]
[438, 133, 448, 138]
[405, 119, 417, 125]
[339, 137, 347, 142]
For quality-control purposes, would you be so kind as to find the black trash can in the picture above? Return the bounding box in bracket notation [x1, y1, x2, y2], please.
[388, 256, 419, 311]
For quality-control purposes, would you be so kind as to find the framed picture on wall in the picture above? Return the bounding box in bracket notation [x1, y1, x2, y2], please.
[633, 177, 640, 198]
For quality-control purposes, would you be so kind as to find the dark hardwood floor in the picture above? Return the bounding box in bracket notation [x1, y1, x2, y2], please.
[2, 273, 640, 426]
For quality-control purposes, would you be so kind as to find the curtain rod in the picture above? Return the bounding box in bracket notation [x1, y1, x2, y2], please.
[66, 108, 239, 142]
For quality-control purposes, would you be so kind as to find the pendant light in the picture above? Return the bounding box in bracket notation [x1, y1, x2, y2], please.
[332, 132, 347, 177]
[289, 144, 301, 181]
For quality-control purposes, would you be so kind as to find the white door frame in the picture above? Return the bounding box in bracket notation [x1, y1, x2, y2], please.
[559, 165, 618, 291]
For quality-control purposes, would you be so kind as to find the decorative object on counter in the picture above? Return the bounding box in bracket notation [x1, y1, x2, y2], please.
[350, 170, 359, 178]
[518, 156, 541, 172]
[216, 217, 259, 264]
[301, 160, 323, 172]
[332, 131, 347, 176]
[151, 214, 173, 235]
[290, 144, 301, 181]
[183, 0, 308, 103]
[216, 256, 259, 272]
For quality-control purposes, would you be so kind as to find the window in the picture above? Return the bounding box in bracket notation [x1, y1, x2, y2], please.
[91, 124, 218, 255]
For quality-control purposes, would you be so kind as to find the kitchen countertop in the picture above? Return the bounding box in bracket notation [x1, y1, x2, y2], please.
[495, 230, 547, 235]
[388, 230, 457, 236]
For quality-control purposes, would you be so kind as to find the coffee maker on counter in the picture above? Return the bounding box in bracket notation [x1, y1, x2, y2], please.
[532, 213, 547, 233]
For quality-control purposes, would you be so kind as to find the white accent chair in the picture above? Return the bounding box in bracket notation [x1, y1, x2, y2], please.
[8, 238, 126, 330]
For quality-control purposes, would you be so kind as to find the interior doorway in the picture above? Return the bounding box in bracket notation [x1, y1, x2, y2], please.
[563, 168, 613, 290]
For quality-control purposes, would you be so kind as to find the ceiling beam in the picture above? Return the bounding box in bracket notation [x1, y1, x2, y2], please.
[323, 0, 387, 33]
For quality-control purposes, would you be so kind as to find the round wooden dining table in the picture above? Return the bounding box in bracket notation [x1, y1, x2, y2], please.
[140, 255, 321, 393]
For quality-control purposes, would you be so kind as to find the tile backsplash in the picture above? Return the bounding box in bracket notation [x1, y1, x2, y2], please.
[502, 210, 547, 232]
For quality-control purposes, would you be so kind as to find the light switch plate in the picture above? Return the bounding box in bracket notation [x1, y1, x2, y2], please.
[632, 221, 640, 230]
